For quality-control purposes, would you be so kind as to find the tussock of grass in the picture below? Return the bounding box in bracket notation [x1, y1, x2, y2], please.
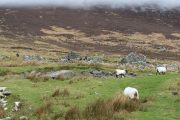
[52, 88, 70, 97]
[83, 95, 141, 120]
[25, 71, 50, 82]
[83, 99, 114, 120]
[65, 107, 81, 120]
[21, 61, 40, 66]
[111, 95, 140, 112]
[0, 106, 6, 119]
[35, 101, 52, 119]
[0, 68, 10, 76]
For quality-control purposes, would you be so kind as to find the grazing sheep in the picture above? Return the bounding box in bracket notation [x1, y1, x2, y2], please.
[115, 69, 128, 78]
[156, 66, 167, 75]
[123, 87, 139, 100]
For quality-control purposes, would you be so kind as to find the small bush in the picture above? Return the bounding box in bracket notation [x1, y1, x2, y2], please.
[177, 82, 180, 86]
[25, 71, 50, 82]
[21, 61, 40, 66]
[83, 95, 142, 120]
[52, 89, 61, 97]
[111, 95, 140, 112]
[65, 107, 81, 120]
[0, 68, 10, 76]
[0, 106, 6, 119]
[53, 111, 64, 120]
[83, 99, 114, 120]
[36, 101, 52, 119]
[52, 88, 70, 97]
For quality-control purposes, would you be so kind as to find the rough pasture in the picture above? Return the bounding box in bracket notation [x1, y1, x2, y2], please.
[0, 63, 179, 120]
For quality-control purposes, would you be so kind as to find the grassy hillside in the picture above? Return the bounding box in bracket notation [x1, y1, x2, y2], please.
[0, 64, 179, 119]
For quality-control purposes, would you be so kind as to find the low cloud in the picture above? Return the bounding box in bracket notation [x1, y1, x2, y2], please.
[1, 0, 180, 10]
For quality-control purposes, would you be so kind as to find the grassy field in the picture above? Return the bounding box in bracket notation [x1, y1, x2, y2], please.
[0, 64, 179, 120]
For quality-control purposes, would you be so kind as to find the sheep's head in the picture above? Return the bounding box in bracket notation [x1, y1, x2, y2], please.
[134, 92, 139, 100]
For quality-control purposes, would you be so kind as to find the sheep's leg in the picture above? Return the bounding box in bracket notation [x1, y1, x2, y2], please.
[120, 74, 125, 78]
[121, 74, 124, 78]
[116, 74, 119, 78]
[156, 71, 159, 75]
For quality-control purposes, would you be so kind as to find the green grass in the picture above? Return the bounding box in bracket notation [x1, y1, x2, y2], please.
[0, 71, 180, 119]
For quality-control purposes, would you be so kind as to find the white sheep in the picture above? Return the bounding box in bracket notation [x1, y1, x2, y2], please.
[156, 66, 167, 75]
[115, 69, 128, 78]
[123, 87, 139, 100]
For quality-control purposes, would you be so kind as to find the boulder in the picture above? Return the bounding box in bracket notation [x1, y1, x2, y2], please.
[64, 51, 81, 61]
[0, 87, 7, 92]
[23, 55, 45, 61]
[90, 70, 112, 77]
[83, 56, 103, 64]
[49, 70, 75, 80]
[20, 116, 28, 120]
[2, 91, 11, 96]
[121, 52, 146, 65]
[126, 72, 137, 77]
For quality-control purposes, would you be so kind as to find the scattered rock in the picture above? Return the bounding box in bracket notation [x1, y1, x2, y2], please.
[2, 91, 11, 96]
[64, 51, 81, 61]
[172, 91, 178, 96]
[23, 55, 45, 61]
[126, 72, 137, 77]
[0, 87, 7, 92]
[148, 74, 153, 76]
[49, 70, 75, 80]
[121, 52, 146, 65]
[83, 56, 103, 64]
[20, 116, 28, 120]
[4, 117, 11, 120]
[90, 70, 112, 77]
[157, 46, 167, 52]
[0, 87, 11, 97]
[13, 101, 21, 112]
[61, 51, 104, 64]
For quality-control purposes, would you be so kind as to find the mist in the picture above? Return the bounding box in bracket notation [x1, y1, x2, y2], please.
[1, 0, 180, 10]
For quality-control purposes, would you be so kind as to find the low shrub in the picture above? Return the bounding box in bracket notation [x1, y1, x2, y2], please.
[65, 107, 81, 120]
[83, 99, 114, 120]
[0, 106, 6, 119]
[52, 88, 70, 97]
[35, 101, 52, 119]
[83, 95, 142, 120]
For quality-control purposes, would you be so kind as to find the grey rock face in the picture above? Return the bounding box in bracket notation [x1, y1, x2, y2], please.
[121, 52, 146, 65]
[61, 51, 103, 64]
[65, 51, 81, 61]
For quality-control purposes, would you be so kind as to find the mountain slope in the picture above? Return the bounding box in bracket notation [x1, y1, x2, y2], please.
[0, 7, 179, 60]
